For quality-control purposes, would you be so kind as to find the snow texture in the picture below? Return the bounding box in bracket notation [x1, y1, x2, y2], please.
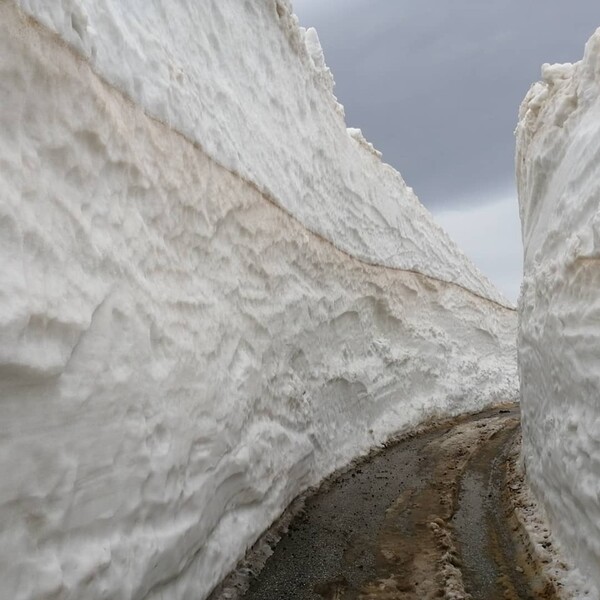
[11, 0, 511, 308]
[1, 1, 516, 599]
[508, 446, 599, 600]
[517, 27, 600, 596]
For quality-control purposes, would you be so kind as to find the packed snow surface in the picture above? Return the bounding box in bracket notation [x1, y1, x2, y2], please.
[517, 26, 600, 596]
[1, 1, 516, 599]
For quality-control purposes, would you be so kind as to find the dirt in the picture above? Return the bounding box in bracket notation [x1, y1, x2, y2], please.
[216, 405, 560, 600]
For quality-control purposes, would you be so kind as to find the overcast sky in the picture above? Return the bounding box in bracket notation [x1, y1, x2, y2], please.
[292, 0, 600, 302]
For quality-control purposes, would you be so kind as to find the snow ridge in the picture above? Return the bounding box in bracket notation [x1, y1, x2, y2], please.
[517, 26, 600, 595]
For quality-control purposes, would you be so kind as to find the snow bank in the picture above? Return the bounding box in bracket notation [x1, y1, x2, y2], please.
[517, 27, 600, 595]
[1, 1, 516, 599]
[12, 0, 510, 307]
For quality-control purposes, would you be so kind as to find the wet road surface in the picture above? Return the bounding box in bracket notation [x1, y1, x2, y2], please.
[225, 406, 557, 599]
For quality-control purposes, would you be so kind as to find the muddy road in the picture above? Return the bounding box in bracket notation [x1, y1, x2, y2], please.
[226, 406, 557, 600]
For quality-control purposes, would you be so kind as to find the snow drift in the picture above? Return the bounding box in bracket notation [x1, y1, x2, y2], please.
[0, 1, 516, 598]
[517, 27, 600, 593]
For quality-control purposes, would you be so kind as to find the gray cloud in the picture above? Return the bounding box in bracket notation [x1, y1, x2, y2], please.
[293, 0, 600, 210]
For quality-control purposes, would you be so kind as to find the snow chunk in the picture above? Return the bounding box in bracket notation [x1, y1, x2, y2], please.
[541, 62, 575, 84]
[347, 127, 383, 159]
[304, 27, 327, 71]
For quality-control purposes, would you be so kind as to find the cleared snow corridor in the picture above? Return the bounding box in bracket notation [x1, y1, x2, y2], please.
[1, 0, 599, 598]
[215, 406, 560, 600]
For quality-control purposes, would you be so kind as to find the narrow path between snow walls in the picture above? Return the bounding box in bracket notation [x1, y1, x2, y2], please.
[215, 407, 558, 600]
[0, 2, 516, 599]
[517, 26, 600, 597]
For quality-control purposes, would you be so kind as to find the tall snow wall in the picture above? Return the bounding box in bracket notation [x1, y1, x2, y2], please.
[517, 28, 600, 591]
[0, 1, 517, 598]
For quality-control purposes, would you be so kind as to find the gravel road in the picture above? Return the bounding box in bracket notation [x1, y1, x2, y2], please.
[217, 406, 557, 599]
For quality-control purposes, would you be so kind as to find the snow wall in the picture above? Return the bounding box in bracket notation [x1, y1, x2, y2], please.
[517, 28, 600, 591]
[0, 1, 517, 598]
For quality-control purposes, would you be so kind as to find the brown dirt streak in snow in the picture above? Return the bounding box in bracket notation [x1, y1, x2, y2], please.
[14, 3, 515, 313]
